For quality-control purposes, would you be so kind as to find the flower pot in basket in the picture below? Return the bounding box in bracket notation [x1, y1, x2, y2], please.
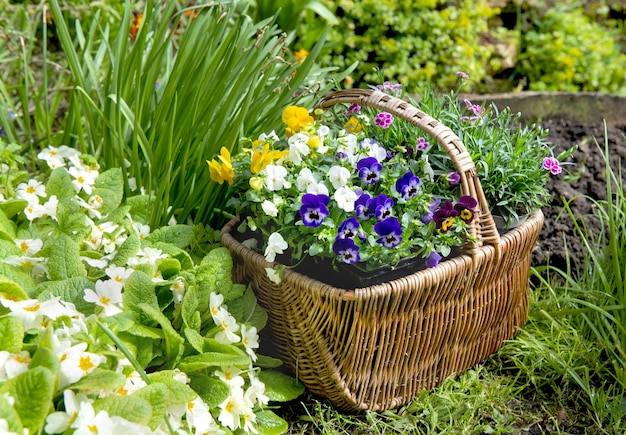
[219, 89, 545, 413]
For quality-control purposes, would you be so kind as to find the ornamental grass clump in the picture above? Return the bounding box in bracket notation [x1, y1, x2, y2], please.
[209, 85, 479, 274]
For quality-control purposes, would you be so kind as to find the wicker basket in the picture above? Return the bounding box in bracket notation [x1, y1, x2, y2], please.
[220, 89, 544, 413]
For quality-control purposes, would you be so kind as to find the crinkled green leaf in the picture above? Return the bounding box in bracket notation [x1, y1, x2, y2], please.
[202, 338, 247, 357]
[112, 232, 140, 266]
[178, 352, 250, 372]
[148, 241, 193, 271]
[181, 284, 200, 331]
[188, 372, 229, 409]
[30, 346, 60, 373]
[147, 373, 197, 404]
[93, 168, 124, 211]
[44, 233, 87, 280]
[117, 331, 156, 368]
[147, 224, 194, 249]
[132, 383, 171, 430]
[0, 238, 22, 258]
[0, 208, 16, 238]
[0, 367, 55, 434]
[56, 197, 88, 240]
[45, 167, 75, 200]
[138, 302, 184, 369]
[184, 328, 205, 354]
[226, 285, 267, 330]
[0, 316, 23, 353]
[257, 370, 305, 402]
[196, 247, 237, 307]
[122, 270, 159, 327]
[35, 276, 95, 316]
[0, 264, 35, 296]
[0, 199, 28, 219]
[256, 410, 289, 435]
[93, 394, 152, 426]
[0, 392, 23, 434]
[126, 195, 151, 224]
[71, 369, 126, 392]
[102, 204, 131, 227]
[158, 257, 181, 279]
[0, 275, 28, 301]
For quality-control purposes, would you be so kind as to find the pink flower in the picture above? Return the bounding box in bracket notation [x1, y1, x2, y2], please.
[542, 157, 562, 175]
[374, 112, 394, 129]
[456, 71, 469, 79]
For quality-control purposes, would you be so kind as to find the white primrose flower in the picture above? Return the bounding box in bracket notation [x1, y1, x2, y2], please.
[0, 350, 31, 381]
[264, 232, 287, 263]
[328, 165, 351, 189]
[14, 238, 44, 256]
[209, 292, 225, 324]
[15, 179, 46, 203]
[185, 397, 224, 435]
[261, 200, 278, 217]
[0, 417, 21, 435]
[246, 371, 270, 408]
[45, 389, 88, 434]
[263, 164, 289, 191]
[56, 144, 82, 160]
[68, 165, 98, 195]
[3, 254, 48, 280]
[115, 371, 147, 396]
[240, 325, 259, 362]
[132, 221, 151, 240]
[218, 388, 251, 432]
[0, 296, 71, 331]
[38, 146, 66, 169]
[216, 366, 245, 390]
[41, 194, 59, 221]
[76, 194, 104, 219]
[334, 185, 358, 212]
[80, 256, 108, 269]
[83, 279, 123, 316]
[127, 246, 168, 267]
[23, 202, 46, 221]
[105, 265, 134, 289]
[170, 277, 186, 304]
[58, 342, 106, 388]
[214, 308, 241, 345]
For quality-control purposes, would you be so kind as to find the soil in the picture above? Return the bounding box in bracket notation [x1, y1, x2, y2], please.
[531, 118, 626, 271]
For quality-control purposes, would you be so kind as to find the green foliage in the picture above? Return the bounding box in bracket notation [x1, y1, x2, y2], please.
[518, 6, 626, 92]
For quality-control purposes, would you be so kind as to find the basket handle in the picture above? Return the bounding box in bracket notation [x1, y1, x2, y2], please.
[315, 88, 501, 257]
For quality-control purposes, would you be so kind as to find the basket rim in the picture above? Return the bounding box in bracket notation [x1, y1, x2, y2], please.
[315, 88, 501, 254]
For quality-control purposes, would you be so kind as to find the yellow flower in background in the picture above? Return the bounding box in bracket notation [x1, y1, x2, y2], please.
[282, 106, 313, 136]
[344, 116, 362, 134]
[294, 48, 309, 63]
[250, 144, 289, 174]
[249, 176, 264, 191]
[207, 147, 234, 185]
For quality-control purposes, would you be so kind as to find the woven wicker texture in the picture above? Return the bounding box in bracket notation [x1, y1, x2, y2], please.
[220, 89, 544, 412]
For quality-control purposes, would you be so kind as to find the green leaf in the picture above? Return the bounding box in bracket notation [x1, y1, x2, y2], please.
[254, 354, 284, 369]
[122, 270, 159, 326]
[94, 168, 124, 210]
[44, 233, 87, 280]
[257, 370, 305, 402]
[148, 241, 193, 271]
[158, 257, 181, 279]
[196, 247, 237, 306]
[181, 284, 200, 331]
[133, 383, 171, 430]
[126, 195, 151, 224]
[255, 410, 289, 435]
[0, 238, 22, 258]
[0, 275, 28, 301]
[227, 285, 267, 330]
[0, 367, 55, 434]
[55, 197, 88, 238]
[117, 332, 156, 368]
[0, 208, 16, 238]
[188, 372, 229, 408]
[0, 392, 23, 434]
[112, 232, 140, 266]
[138, 302, 185, 369]
[202, 338, 247, 357]
[35, 276, 95, 315]
[30, 346, 60, 373]
[147, 224, 194, 249]
[0, 199, 28, 219]
[184, 328, 205, 354]
[71, 369, 126, 392]
[0, 264, 36, 295]
[46, 167, 75, 200]
[0, 316, 23, 353]
[146, 373, 197, 403]
[93, 394, 152, 426]
[177, 352, 250, 372]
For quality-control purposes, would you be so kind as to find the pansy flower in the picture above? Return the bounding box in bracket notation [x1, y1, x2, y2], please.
[425, 251, 442, 268]
[374, 217, 403, 248]
[336, 217, 364, 241]
[454, 195, 478, 224]
[370, 194, 394, 220]
[395, 171, 420, 200]
[420, 198, 441, 224]
[355, 193, 374, 220]
[332, 238, 361, 264]
[299, 193, 330, 227]
[357, 157, 382, 185]
[433, 200, 459, 233]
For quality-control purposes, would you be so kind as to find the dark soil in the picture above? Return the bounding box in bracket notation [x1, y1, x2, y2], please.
[531, 118, 626, 271]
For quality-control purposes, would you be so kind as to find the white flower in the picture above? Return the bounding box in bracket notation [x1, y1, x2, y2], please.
[41, 194, 59, 221]
[170, 277, 186, 304]
[14, 238, 44, 256]
[23, 202, 45, 220]
[264, 267, 282, 284]
[3, 255, 48, 279]
[214, 308, 241, 344]
[246, 371, 270, 407]
[115, 371, 147, 396]
[336, 133, 357, 157]
[45, 389, 86, 434]
[81, 256, 108, 268]
[258, 130, 280, 143]
[296, 167, 317, 191]
[185, 397, 224, 435]
[83, 279, 123, 316]
[261, 200, 278, 217]
[286, 132, 311, 165]
[263, 164, 289, 191]
[38, 146, 66, 169]
[218, 388, 250, 431]
[57, 144, 81, 160]
[104, 265, 133, 288]
[307, 182, 329, 196]
[0, 350, 31, 381]
[328, 165, 351, 189]
[334, 185, 358, 212]
[0, 417, 20, 435]
[68, 165, 98, 194]
[132, 221, 151, 240]
[127, 247, 167, 266]
[16, 179, 46, 203]
[76, 194, 104, 219]
[209, 292, 225, 324]
[264, 232, 287, 263]
[216, 366, 245, 390]
[240, 325, 259, 361]
[58, 342, 106, 388]
[0, 296, 70, 331]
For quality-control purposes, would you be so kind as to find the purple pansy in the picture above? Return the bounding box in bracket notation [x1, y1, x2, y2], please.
[446, 171, 460, 185]
[345, 103, 361, 116]
[299, 193, 330, 228]
[454, 195, 478, 224]
[357, 157, 382, 185]
[355, 193, 374, 220]
[336, 217, 363, 241]
[374, 217, 403, 248]
[420, 198, 442, 224]
[371, 194, 394, 220]
[395, 171, 420, 200]
[333, 238, 361, 264]
[432, 200, 458, 233]
[374, 112, 394, 129]
[425, 251, 442, 268]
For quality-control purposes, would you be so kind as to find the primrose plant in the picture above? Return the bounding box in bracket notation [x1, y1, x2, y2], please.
[0, 139, 301, 434]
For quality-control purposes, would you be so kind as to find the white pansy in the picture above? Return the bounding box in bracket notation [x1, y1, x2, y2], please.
[307, 182, 329, 196]
[296, 167, 316, 191]
[328, 165, 351, 189]
[286, 133, 310, 165]
[263, 164, 289, 191]
[334, 186, 358, 212]
[264, 232, 287, 263]
[261, 200, 278, 217]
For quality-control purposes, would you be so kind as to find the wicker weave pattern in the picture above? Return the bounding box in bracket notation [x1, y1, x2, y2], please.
[220, 90, 544, 412]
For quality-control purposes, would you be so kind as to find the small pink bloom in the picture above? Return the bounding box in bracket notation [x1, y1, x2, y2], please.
[374, 112, 394, 129]
[542, 157, 562, 175]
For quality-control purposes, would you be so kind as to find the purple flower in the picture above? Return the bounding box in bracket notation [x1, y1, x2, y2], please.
[371, 194, 394, 220]
[420, 198, 441, 224]
[333, 238, 361, 264]
[542, 157, 562, 175]
[374, 112, 394, 129]
[456, 71, 469, 79]
[299, 193, 330, 228]
[395, 171, 420, 200]
[454, 195, 478, 224]
[446, 171, 460, 185]
[462, 99, 485, 123]
[345, 103, 361, 116]
[355, 193, 374, 220]
[374, 217, 403, 248]
[336, 217, 362, 240]
[425, 251, 442, 268]
[433, 200, 458, 233]
[376, 81, 403, 95]
[416, 137, 430, 151]
[357, 157, 382, 185]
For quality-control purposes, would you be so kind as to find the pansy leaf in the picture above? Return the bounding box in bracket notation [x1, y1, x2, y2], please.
[93, 394, 152, 426]
[0, 366, 55, 435]
[256, 410, 289, 435]
[188, 372, 229, 409]
[45, 167, 74, 200]
[0, 316, 23, 353]
[146, 224, 194, 249]
[122, 270, 159, 327]
[71, 368, 126, 392]
[138, 302, 184, 369]
[257, 370, 305, 402]
[35, 276, 95, 316]
[0, 275, 28, 301]
[44, 233, 87, 280]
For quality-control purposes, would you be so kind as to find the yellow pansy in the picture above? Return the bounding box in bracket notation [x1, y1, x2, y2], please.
[207, 147, 234, 185]
[294, 48, 309, 63]
[250, 144, 289, 174]
[282, 106, 313, 135]
[344, 116, 362, 134]
[249, 176, 264, 191]
[307, 135, 321, 149]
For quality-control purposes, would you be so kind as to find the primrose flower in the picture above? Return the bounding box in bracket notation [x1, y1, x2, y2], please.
[0, 296, 70, 331]
[208, 147, 235, 185]
[68, 165, 98, 194]
[14, 238, 43, 255]
[332, 238, 360, 264]
[264, 232, 288, 262]
[282, 105, 313, 135]
[214, 309, 241, 344]
[374, 112, 394, 129]
[542, 156, 562, 175]
[16, 179, 46, 203]
[240, 324, 260, 361]
[83, 279, 123, 316]
[299, 193, 330, 227]
[58, 342, 106, 387]
[395, 171, 420, 200]
[105, 265, 133, 288]
[38, 146, 66, 169]
[357, 157, 382, 185]
[0, 350, 31, 380]
[374, 217, 403, 248]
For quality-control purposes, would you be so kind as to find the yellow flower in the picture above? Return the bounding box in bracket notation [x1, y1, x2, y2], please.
[250, 144, 289, 174]
[249, 176, 264, 191]
[344, 116, 362, 134]
[307, 135, 321, 149]
[294, 48, 309, 63]
[207, 147, 234, 185]
[282, 106, 313, 135]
